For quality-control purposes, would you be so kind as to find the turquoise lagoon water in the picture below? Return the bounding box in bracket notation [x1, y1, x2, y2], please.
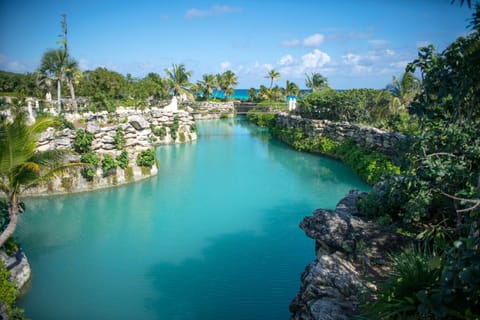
[16, 118, 368, 319]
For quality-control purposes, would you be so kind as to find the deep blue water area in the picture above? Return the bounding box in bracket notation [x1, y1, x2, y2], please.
[17, 117, 368, 319]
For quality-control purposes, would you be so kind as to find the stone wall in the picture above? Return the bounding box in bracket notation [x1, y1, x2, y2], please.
[182, 101, 235, 120]
[274, 113, 406, 156]
[24, 108, 197, 196]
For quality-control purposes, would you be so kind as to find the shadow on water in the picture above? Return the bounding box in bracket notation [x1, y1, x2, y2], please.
[144, 201, 314, 320]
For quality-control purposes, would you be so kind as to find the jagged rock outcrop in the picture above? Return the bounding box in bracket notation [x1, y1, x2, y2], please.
[0, 249, 31, 291]
[290, 190, 408, 320]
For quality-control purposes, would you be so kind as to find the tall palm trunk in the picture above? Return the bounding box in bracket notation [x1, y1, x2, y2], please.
[68, 79, 78, 112]
[0, 195, 19, 248]
[57, 78, 62, 114]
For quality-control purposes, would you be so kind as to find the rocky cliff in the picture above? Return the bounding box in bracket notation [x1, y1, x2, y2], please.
[24, 108, 197, 196]
[290, 190, 407, 319]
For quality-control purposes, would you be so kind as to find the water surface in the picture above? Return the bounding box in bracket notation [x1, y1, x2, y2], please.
[17, 118, 368, 319]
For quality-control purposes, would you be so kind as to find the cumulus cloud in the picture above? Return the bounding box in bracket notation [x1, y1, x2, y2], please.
[278, 54, 294, 66]
[301, 49, 331, 68]
[342, 53, 361, 65]
[282, 33, 325, 47]
[220, 61, 231, 69]
[185, 5, 241, 19]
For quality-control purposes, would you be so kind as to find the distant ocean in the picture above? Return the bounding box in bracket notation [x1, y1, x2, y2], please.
[212, 89, 251, 100]
[212, 89, 310, 100]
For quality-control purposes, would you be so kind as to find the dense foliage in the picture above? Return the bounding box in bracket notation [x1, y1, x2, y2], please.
[136, 149, 156, 167]
[101, 154, 117, 175]
[0, 263, 25, 319]
[115, 150, 129, 169]
[268, 124, 400, 184]
[359, 5, 480, 318]
[80, 151, 99, 181]
[73, 129, 94, 154]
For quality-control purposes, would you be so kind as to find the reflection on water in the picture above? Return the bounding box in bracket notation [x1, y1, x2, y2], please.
[17, 118, 369, 320]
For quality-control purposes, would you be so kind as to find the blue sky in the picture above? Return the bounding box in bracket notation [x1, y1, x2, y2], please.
[0, 0, 474, 89]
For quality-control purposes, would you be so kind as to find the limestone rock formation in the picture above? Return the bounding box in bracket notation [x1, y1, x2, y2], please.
[290, 190, 408, 320]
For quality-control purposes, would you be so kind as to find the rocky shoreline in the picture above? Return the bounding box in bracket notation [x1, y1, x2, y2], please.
[290, 190, 408, 319]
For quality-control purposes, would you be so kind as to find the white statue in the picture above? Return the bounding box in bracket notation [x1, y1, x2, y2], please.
[27, 101, 35, 124]
[164, 96, 178, 112]
[46, 92, 52, 102]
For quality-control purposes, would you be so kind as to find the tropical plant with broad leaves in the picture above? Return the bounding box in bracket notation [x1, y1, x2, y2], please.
[0, 112, 81, 247]
[265, 69, 280, 89]
[39, 49, 67, 113]
[217, 70, 238, 101]
[197, 74, 217, 101]
[164, 64, 193, 100]
[305, 72, 329, 91]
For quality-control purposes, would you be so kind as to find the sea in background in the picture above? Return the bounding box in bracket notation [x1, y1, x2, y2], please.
[211, 89, 311, 101]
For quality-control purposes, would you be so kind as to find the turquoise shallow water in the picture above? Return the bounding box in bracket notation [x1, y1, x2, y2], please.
[16, 118, 369, 319]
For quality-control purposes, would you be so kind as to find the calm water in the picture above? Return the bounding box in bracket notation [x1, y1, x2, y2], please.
[16, 118, 368, 320]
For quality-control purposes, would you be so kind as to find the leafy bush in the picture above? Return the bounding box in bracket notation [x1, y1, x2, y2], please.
[113, 128, 126, 149]
[151, 125, 167, 139]
[80, 151, 100, 181]
[53, 116, 75, 130]
[136, 149, 155, 167]
[246, 112, 275, 127]
[73, 129, 94, 154]
[363, 246, 442, 319]
[101, 154, 117, 175]
[190, 123, 197, 133]
[269, 124, 400, 184]
[0, 263, 25, 319]
[170, 116, 180, 141]
[116, 150, 129, 169]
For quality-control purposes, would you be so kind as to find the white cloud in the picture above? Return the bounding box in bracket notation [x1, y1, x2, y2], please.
[342, 53, 361, 65]
[278, 54, 294, 66]
[185, 5, 241, 19]
[220, 61, 231, 69]
[282, 39, 301, 47]
[303, 34, 325, 47]
[282, 33, 325, 47]
[301, 49, 331, 68]
[262, 63, 273, 70]
[385, 49, 395, 56]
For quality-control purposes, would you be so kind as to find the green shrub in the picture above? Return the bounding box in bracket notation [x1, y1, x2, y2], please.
[136, 149, 155, 167]
[80, 151, 100, 181]
[0, 263, 25, 319]
[170, 116, 180, 141]
[101, 154, 117, 175]
[151, 125, 167, 139]
[113, 128, 126, 149]
[53, 116, 75, 130]
[220, 112, 230, 119]
[116, 150, 129, 169]
[363, 246, 442, 319]
[246, 112, 275, 127]
[190, 123, 197, 133]
[73, 129, 94, 154]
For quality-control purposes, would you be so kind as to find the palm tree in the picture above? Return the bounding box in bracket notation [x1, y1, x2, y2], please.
[39, 49, 68, 113]
[217, 71, 238, 101]
[35, 72, 53, 101]
[0, 112, 78, 247]
[164, 64, 193, 101]
[386, 71, 421, 110]
[64, 58, 82, 112]
[247, 88, 257, 102]
[197, 74, 217, 101]
[286, 80, 300, 97]
[265, 69, 281, 89]
[305, 72, 329, 91]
